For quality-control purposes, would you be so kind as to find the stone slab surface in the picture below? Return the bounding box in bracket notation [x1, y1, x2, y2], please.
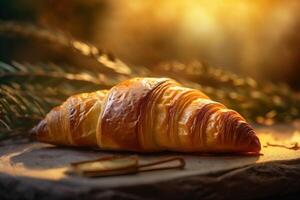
[1, 123, 300, 199]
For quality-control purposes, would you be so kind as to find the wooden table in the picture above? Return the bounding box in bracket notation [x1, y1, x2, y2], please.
[1, 123, 300, 200]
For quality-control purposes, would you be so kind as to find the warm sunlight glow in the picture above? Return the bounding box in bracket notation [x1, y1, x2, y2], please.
[100, 0, 300, 80]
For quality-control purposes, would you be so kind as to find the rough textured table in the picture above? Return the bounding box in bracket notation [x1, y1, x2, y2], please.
[1, 123, 300, 200]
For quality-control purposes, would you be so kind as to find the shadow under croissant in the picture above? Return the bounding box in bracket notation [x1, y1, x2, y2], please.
[9, 142, 260, 171]
[1, 158, 299, 200]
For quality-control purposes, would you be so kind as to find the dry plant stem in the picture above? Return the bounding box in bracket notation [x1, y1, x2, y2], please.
[0, 20, 132, 75]
[266, 142, 299, 150]
[138, 157, 185, 172]
[70, 156, 185, 177]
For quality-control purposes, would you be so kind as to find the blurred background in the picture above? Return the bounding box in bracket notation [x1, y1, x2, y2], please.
[1, 0, 300, 138]
[1, 0, 300, 88]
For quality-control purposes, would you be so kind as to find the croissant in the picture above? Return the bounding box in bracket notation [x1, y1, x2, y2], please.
[32, 77, 261, 153]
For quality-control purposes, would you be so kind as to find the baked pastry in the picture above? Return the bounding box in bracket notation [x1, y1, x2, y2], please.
[32, 77, 261, 153]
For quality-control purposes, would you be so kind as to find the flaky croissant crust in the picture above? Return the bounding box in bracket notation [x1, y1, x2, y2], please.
[32, 77, 261, 153]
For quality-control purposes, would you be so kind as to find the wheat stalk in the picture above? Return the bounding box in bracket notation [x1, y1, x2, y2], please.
[0, 20, 133, 75]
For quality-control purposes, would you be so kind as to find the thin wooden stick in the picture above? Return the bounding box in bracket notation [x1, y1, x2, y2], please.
[138, 157, 185, 172]
[266, 142, 299, 150]
[69, 156, 185, 177]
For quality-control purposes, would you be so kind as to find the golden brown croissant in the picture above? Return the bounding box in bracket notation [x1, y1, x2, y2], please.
[32, 77, 261, 153]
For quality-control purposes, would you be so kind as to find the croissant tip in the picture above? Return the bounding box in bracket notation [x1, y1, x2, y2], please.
[248, 135, 261, 153]
[30, 119, 49, 142]
[252, 136, 261, 152]
[29, 127, 38, 140]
